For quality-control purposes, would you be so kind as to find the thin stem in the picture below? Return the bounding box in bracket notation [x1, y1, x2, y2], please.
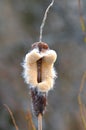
[38, 114, 42, 130]
[39, 0, 54, 42]
[78, 0, 86, 42]
[78, 72, 86, 129]
[3, 104, 19, 130]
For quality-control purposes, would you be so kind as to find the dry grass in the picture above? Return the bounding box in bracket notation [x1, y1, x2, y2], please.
[78, 72, 86, 129]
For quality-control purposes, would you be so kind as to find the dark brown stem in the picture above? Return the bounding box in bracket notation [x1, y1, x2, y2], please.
[37, 58, 42, 83]
[37, 43, 43, 130]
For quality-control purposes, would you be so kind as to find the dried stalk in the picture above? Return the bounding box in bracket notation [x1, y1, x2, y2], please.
[39, 0, 54, 42]
[3, 104, 19, 130]
[38, 114, 42, 130]
[78, 0, 86, 42]
[78, 72, 86, 129]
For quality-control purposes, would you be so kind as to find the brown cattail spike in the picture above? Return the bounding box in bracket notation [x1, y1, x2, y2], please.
[31, 88, 47, 117]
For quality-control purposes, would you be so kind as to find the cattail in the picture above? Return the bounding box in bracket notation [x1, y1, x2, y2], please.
[22, 1, 56, 130]
[22, 41, 57, 129]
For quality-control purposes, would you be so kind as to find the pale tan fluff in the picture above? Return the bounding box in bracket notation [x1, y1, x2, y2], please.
[23, 48, 57, 92]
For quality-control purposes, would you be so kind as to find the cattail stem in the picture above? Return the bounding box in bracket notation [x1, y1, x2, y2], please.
[38, 114, 42, 130]
[39, 0, 54, 42]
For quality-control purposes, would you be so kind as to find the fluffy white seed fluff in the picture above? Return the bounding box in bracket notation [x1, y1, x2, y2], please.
[22, 48, 57, 93]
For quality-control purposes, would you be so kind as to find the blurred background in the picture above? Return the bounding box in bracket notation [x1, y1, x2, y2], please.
[0, 0, 86, 130]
